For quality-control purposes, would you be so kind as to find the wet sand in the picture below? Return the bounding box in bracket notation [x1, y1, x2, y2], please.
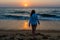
[0, 30, 60, 40]
[0, 20, 60, 30]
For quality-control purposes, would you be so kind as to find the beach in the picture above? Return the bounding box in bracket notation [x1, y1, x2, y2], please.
[0, 0, 60, 39]
[0, 20, 60, 40]
[0, 7, 60, 40]
[0, 30, 60, 40]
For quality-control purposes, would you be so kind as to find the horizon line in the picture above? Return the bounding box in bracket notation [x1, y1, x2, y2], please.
[0, 6, 60, 8]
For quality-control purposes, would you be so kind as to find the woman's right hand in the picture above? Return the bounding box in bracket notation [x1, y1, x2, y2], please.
[38, 21, 40, 25]
[38, 22, 40, 25]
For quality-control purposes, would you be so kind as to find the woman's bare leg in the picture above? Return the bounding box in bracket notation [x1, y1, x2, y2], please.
[32, 25, 37, 37]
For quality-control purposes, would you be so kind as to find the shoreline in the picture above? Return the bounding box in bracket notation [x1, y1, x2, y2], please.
[0, 30, 60, 33]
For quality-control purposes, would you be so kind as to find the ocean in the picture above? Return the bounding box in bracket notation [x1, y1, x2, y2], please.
[0, 7, 60, 30]
[0, 7, 60, 20]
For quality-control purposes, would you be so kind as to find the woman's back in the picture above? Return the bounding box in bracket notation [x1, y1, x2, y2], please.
[29, 14, 38, 25]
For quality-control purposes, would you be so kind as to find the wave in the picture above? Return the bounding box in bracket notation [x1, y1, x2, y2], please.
[1, 15, 29, 20]
[52, 10, 60, 13]
[9, 11, 30, 14]
[0, 14, 60, 21]
[37, 14, 60, 18]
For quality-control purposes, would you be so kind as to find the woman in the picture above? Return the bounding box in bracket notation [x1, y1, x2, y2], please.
[29, 10, 40, 36]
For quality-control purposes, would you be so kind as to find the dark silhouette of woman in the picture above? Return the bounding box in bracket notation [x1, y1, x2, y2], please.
[29, 10, 40, 36]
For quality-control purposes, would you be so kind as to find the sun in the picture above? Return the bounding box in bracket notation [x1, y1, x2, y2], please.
[24, 3, 28, 7]
[20, 0, 31, 7]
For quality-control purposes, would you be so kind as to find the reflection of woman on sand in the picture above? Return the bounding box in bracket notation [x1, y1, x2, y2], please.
[29, 10, 40, 36]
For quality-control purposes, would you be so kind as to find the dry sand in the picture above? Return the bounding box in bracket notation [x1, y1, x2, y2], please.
[0, 30, 60, 40]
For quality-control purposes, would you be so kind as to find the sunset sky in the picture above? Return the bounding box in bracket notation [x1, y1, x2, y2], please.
[0, 0, 60, 7]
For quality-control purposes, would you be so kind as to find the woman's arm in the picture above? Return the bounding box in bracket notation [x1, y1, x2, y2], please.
[37, 15, 40, 25]
[38, 20, 40, 25]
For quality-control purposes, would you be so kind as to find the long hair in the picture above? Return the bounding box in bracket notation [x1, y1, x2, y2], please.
[30, 10, 35, 16]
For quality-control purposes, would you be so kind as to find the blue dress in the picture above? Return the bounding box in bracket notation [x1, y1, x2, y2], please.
[29, 14, 39, 25]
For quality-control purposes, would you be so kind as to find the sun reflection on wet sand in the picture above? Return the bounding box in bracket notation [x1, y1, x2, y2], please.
[23, 21, 29, 30]
[0, 20, 60, 30]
